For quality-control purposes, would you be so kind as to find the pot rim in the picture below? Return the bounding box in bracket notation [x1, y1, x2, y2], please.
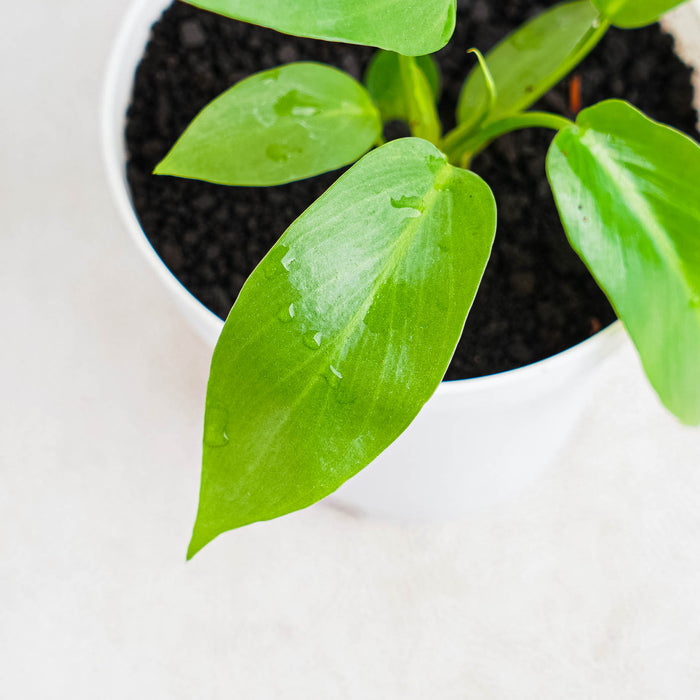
[101, 0, 626, 398]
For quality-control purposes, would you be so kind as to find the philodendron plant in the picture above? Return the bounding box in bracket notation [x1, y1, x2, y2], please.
[153, 0, 700, 557]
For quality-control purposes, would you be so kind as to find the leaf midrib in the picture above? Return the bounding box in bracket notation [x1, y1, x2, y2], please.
[224, 160, 454, 480]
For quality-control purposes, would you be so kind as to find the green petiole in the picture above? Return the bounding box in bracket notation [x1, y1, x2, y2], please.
[467, 48, 498, 125]
[441, 111, 575, 167]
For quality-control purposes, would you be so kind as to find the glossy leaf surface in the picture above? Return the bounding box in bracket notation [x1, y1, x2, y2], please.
[366, 50, 441, 124]
[155, 63, 381, 186]
[456, 0, 599, 130]
[591, 0, 688, 27]
[189, 138, 496, 556]
[182, 0, 456, 54]
[547, 100, 700, 424]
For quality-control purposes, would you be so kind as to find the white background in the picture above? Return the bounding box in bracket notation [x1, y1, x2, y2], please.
[2, 1, 700, 697]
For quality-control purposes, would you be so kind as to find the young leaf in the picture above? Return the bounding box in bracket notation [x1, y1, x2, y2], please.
[365, 50, 441, 124]
[456, 0, 601, 130]
[188, 138, 496, 556]
[397, 55, 442, 143]
[547, 100, 700, 425]
[154, 62, 381, 186]
[591, 0, 689, 27]
[182, 0, 456, 55]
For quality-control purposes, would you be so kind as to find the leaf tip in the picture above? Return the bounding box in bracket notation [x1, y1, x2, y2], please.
[186, 517, 217, 560]
[185, 536, 202, 562]
[152, 156, 169, 176]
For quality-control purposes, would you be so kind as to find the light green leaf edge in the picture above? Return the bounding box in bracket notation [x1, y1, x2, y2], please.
[188, 137, 497, 557]
[155, 62, 382, 187]
[181, 0, 457, 55]
[547, 99, 700, 424]
[592, 0, 689, 27]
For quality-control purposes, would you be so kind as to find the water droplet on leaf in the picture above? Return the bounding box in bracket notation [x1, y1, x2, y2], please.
[427, 153, 447, 176]
[277, 303, 296, 323]
[303, 330, 323, 349]
[292, 106, 319, 117]
[266, 143, 302, 163]
[274, 90, 322, 118]
[391, 194, 424, 218]
[322, 364, 343, 389]
[335, 384, 356, 405]
[204, 406, 229, 447]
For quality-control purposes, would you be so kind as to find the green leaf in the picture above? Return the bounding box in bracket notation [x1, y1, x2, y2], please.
[547, 100, 700, 425]
[591, 0, 689, 27]
[188, 138, 496, 556]
[155, 62, 381, 186]
[456, 0, 601, 130]
[182, 0, 456, 55]
[365, 50, 441, 124]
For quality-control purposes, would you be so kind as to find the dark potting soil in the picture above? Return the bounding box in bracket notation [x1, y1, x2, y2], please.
[126, 0, 698, 379]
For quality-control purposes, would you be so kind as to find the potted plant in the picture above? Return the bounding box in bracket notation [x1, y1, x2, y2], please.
[103, 0, 700, 558]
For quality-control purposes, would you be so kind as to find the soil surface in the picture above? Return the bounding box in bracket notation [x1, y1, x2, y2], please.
[126, 0, 698, 379]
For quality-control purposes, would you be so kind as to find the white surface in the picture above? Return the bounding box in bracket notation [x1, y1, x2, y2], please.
[2, 1, 700, 698]
[103, 0, 224, 348]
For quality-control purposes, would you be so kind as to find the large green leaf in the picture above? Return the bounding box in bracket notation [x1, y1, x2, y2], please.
[188, 138, 496, 556]
[155, 63, 381, 186]
[547, 100, 700, 424]
[182, 0, 456, 54]
[365, 50, 441, 124]
[456, 0, 601, 130]
[591, 0, 689, 27]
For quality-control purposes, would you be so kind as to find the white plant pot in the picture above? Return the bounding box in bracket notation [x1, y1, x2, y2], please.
[104, 0, 700, 521]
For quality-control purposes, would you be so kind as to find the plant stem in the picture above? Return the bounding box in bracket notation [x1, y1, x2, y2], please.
[442, 111, 574, 167]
